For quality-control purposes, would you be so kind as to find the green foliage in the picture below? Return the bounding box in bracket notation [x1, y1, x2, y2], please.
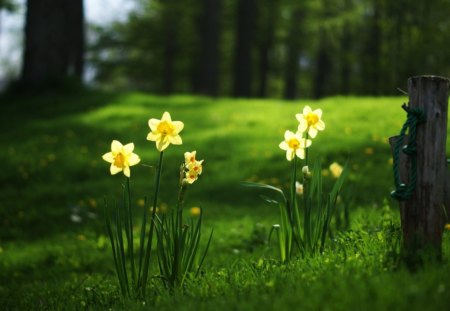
[88, 0, 450, 97]
[104, 177, 155, 299]
[1, 92, 450, 309]
[0, 0, 16, 11]
[155, 165, 213, 290]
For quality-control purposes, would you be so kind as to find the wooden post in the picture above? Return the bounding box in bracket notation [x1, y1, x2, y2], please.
[389, 75, 449, 265]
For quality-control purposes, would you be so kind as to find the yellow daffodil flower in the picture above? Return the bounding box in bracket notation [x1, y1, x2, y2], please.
[296, 106, 325, 138]
[102, 140, 140, 177]
[329, 162, 343, 178]
[279, 130, 312, 161]
[190, 207, 202, 217]
[184, 150, 197, 166]
[184, 159, 204, 184]
[147, 111, 184, 151]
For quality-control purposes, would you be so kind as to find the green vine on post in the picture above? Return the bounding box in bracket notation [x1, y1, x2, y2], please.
[391, 103, 425, 201]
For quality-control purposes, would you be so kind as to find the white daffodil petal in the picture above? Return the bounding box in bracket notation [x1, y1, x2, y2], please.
[111, 140, 122, 152]
[296, 149, 305, 159]
[286, 150, 294, 161]
[110, 165, 122, 175]
[314, 109, 322, 118]
[123, 166, 131, 178]
[279, 141, 288, 150]
[128, 153, 141, 166]
[316, 120, 325, 130]
[148, 119, 160, 131]
[303, 106, 312, 115]
[169, 134, 182, 145]
[102, 152, 114, 163]
[309, 127, 318, 138]
[161, 111, 171, 121]
[123, 143, 134, 154]
[298, 121, 308, 133]
[157, 138, 170, 152]
[147, 132, 159, 141]
[172, 121, 184, 133]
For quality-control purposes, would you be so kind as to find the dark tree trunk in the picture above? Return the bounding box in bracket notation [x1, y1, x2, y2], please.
[66, 0, 84, 78]
[283, 9, 302, 100]
[233, 0, 256, 97]
[194, 0, 221, 96]
[257, 0, 276, 98]
[162, 2, 178, 95]
[313, 30, 332, 99]
[21, 0, 84, 86]
[361, 0, 381, 95]
[340, 23, 351, 94]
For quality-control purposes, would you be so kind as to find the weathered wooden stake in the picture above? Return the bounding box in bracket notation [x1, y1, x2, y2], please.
[389, 75, 449, 265]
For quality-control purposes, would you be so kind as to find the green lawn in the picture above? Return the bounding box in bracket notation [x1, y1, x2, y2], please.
[1, 91, 449, 310]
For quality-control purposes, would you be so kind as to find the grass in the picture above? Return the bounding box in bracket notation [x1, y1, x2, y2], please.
[1, 90, 450, 310]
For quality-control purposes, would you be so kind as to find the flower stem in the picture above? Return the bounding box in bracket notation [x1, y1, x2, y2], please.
[173, 183, 187, 288]
[126, 177, 136, 291]
[303, 132, 310, 254]
[140, 151, 164, 296]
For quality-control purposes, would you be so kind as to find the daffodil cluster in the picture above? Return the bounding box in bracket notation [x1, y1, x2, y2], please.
[279, 105, 325, 161]
[183, 151, 204, 184]
[101, 111, 210, 295]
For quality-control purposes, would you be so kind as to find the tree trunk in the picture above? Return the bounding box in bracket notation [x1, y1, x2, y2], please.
[257, 0, 276, 98]
[361, 0, 381, 95]
[162, 1, 179, 95]
[339, 23, 351, 95]
[194, 0, 221, 96]
[313, 30, 332, 99]
[389, 75, 450, 266]
[283, 9, 302, 100]
[233, 0, 256, 97]
[21, 0, 84, 86]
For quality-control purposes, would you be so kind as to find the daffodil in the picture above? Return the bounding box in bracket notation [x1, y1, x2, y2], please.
[279, 130, 312, 161]
[184, 150, 197, 166]
[147, 112, 184, 151]
[102, 140, 141, 177]
[295, 181, 304, 195]
[190, 207, 201, 217]
[329, 162, 343, 178]
[296, 106, 325, 138]
[185, 160, 204, 184]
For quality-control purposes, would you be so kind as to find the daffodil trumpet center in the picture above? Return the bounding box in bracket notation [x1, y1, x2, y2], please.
[157, 121, 175, 136]
[306, 113, 319, 126]
[113, 152, 126, 168]
[288, 138, 300, 149]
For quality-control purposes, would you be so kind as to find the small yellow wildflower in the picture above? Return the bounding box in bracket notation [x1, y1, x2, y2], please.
[147, 111, 184, 151]
[329, 162, 343, 178]
[296, 106, 325, 138]
[445, 224, 450, 230]
[190, 207, 202, 217]
[102, 140, 141, 178]
[279, 130, 312, 161]
[364, 147, 374, 155]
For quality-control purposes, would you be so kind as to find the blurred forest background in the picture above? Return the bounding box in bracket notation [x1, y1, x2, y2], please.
[1, 0, 450, 98]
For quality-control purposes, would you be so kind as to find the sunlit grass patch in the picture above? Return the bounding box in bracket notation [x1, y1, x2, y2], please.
[1, 91, 450, 309]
